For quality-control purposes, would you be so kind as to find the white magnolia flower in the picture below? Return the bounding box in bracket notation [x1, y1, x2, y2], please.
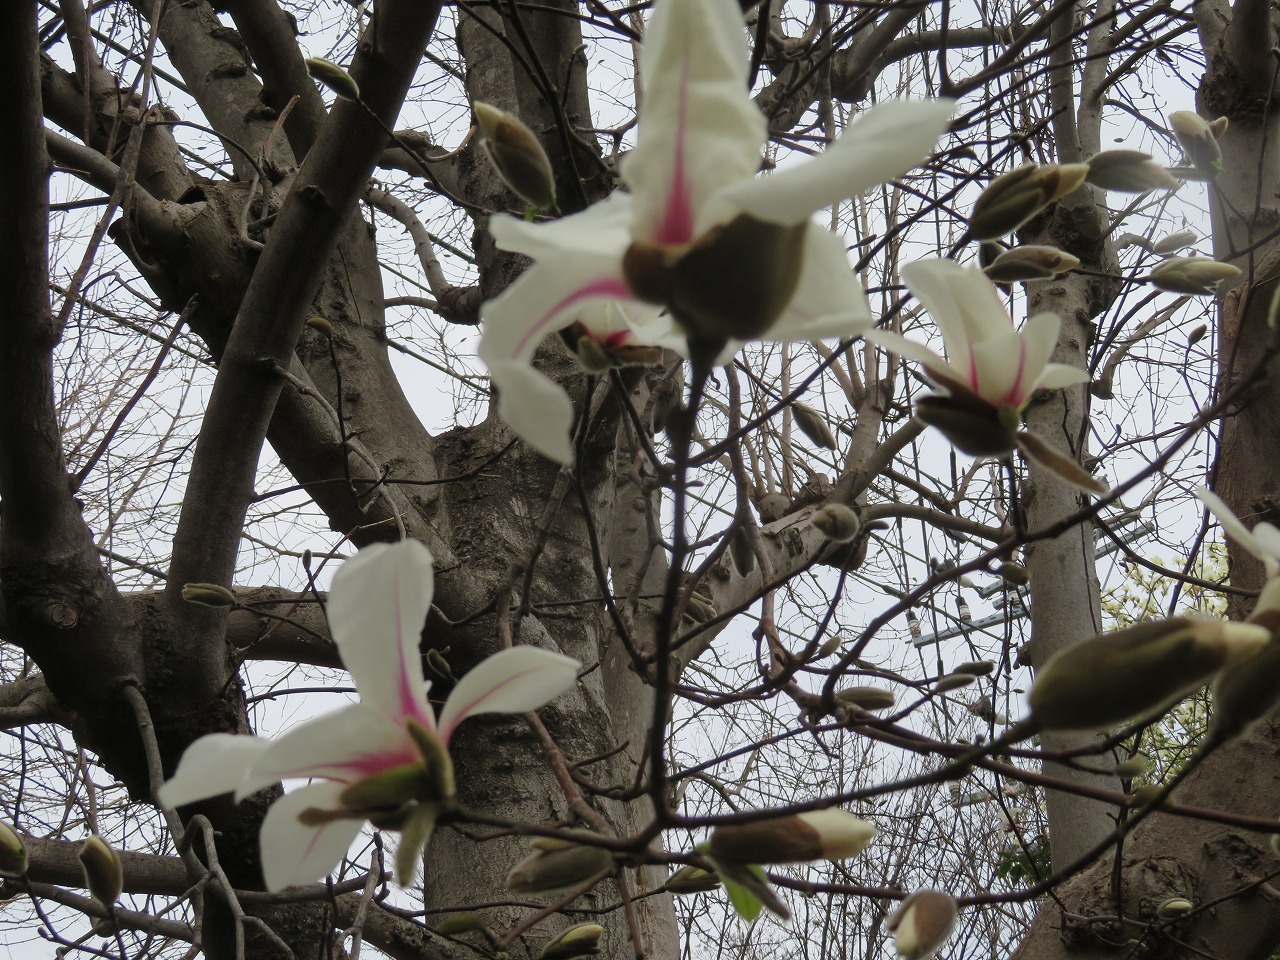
[158, 541, 580, 891]
[479, 0, 953, 462]
[870, 258, 1088, 414]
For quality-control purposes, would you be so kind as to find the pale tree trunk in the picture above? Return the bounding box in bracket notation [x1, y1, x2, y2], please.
[1014, 0, 1280, 956]
[1019, 0, 1120, 875]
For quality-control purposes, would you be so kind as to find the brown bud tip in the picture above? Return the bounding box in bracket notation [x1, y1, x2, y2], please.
[792, 402, 838, 450]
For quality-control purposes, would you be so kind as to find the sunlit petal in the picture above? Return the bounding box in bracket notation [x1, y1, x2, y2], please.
[714, 100, 954, 226]
[626, 0, 764, 243]
[327, 541, 435, 728]
[260, 782, 364, 892]
[244, 706, 415, 797]
[438, 646, 580, 744]
[157, 733, 270, 807]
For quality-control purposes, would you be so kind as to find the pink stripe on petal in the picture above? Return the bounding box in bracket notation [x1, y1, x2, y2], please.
[439, 672, 527, 746]
[653, 65, 695, 246]
[998, 340, 1028, 407]
[512, 277, 635, 358]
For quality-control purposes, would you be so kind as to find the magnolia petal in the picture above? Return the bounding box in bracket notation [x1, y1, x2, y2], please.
[1252, 524, 1280, 570]
[902, 260, 1010, 380]
[626, 0, 764, 243]
[1018, 312, 1065, 394]
[969, 332, 1032, 407]
[767, 224, 872, 339]
[244, 706, 415, 797]
[489, 361, 576, 464]
[1199, 488, 1280, 579]
[715, 100, 954, 226]
[438, 646, 581, 744]
[863, 328, 951, 380]
[157, 734, 271, 807]
[490, 194, 632, 261]
[328, 541, 435, 729]
[260, 782, 364, 892]
[479, 260, 634, 369]
[1037, 363, 1091, 390]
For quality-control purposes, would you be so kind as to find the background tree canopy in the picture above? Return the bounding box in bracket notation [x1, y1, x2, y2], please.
[2, 0, 1279, 957]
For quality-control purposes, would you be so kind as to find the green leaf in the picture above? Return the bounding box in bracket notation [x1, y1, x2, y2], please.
[721, 868, 765, 923]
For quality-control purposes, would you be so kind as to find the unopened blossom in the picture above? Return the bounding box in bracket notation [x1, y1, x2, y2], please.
[478, 0, 952, 462]
[159, 541, 580, 891]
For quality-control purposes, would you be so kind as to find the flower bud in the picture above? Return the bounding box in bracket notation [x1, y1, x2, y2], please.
[996, 561, 1030, 585]
[1111, 754, 1151, 779]
[394, 803, 440, 886]
[1187, 323, 1208, 346]
[1157, 898, 1194, 919]
[305, 316, 334, 337]
[1170, 111, 1224, 177]
[405, 716, 456, 800]
[473, 102, 557, 211]
[539, 923, 604, 959]
[434, 912, 489, 935]
[1085, 150, 1180, 193]
[888, 890, 959, 960]
[953, 660, 996, 677]
[0, 822, 28, 878]
[664, 865, 721, 894]
[304, 58, 360, 101]
[983, 245, 1080, 282]
[1028, 617, 1270, 731]
[967, 163, 1089, 240]
[729, 525, 756, 577]
[1209, 638, 1280, 743]
[836, 687, 896, 711]
[1152, 230, 1198, 255]
[506, 839, 614, 895]
[817, 635, 844, 658]
[79, 835, 123, 910]
[708, 809, 876, 865]
[181, 583, 237, 607]
[1150, 257, 1241, 294]
[812, 504, 860, 543]
[792, 402, 838, 450]
[935, 673, 976, 693]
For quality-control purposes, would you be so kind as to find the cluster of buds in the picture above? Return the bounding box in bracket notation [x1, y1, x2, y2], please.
[1027, 616, 1269, 731]
[967, 163, 1089, 240]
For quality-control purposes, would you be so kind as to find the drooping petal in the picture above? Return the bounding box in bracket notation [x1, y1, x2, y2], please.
[862, 328, 952, 381]
[491, 194, 633, 261]
[437, 647, 581, 744]
[766, 224, 872, 339]
[712, 100, 954, 226]
[244, 706, 417, 797]
[157, 734, 271, 807]
[1037, 363, 1092, 390]
[259, 782, 364, 892]
[1199, 489, 1280, 579]
[625, 0, 764, 243]
[487, 361, 576, 464]
[327, 541, 435, 729]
